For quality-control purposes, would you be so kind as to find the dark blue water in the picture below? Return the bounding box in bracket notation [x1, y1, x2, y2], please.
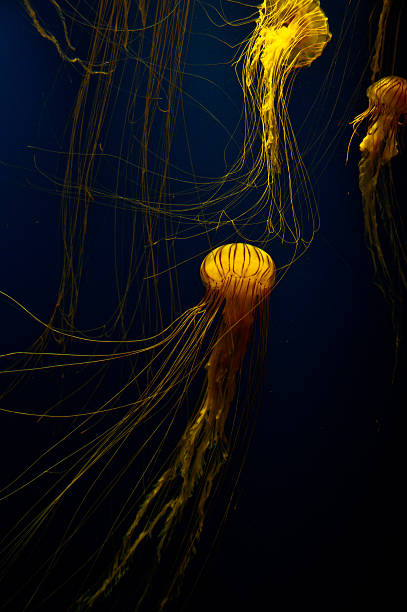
[0, 2, 404, 611]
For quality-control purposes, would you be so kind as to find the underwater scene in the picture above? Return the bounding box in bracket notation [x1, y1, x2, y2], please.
[0, 1, 405, 610]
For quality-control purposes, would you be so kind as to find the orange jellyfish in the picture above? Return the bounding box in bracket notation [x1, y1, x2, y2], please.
[81, 243, 276, 609]
[355, 76, 407, 170]
[0, 243, 275, 611]
[350, 75, 407, 347]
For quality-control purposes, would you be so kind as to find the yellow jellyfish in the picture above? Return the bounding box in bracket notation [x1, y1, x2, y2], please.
[350, 76, 407, 347]
[0, 243, 275, 611]
[242, 0, 331, 180]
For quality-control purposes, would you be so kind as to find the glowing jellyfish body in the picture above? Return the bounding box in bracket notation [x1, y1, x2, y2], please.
[244, 0, 331, 177]
[351, 76, 407, 346]
[84, 243, 276, 608]
[200, 243, 275, 448]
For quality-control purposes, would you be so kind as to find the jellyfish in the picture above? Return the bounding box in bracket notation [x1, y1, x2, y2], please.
[350, 76, 407, 347]
[242, 0, 331, 180]
[0, 243, 275, 610]
[79, 243, 276, 608]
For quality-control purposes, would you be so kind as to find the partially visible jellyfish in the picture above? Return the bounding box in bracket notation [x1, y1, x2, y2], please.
[0, 243, 275, 611]
[242, 0, 331, 183]
[350, 75, 407, 349]
[354, 76, 407, 169]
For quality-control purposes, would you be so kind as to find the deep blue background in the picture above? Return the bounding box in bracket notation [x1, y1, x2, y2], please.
[0, 1, 405, 611]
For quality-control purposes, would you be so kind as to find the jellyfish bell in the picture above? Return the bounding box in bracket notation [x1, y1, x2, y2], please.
[201, 243, 275, 332]
[247, 0, 331, 79]
[261, 0, 332, 69]
[357, 76, 407, 165]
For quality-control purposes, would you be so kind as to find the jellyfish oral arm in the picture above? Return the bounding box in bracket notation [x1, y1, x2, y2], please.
[205, 310, 253, 440]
